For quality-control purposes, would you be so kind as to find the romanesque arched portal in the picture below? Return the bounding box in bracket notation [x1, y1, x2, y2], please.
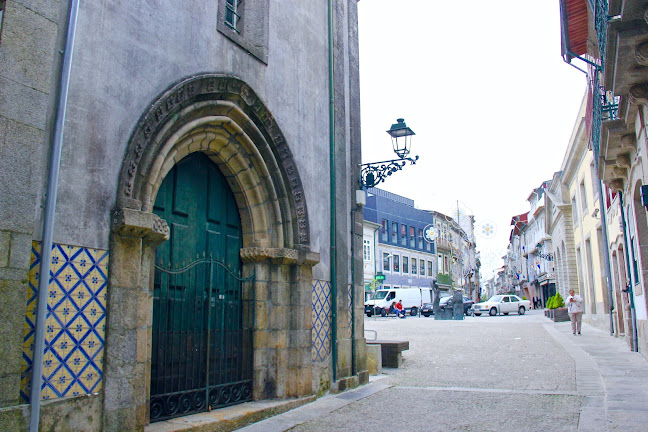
[103, 74, 320, 431]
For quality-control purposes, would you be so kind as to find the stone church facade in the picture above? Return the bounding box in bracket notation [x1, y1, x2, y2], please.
[0, 1, 366, 430]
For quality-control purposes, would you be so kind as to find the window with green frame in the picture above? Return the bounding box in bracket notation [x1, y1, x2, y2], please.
[217, 0, 269, 63]
[225, 0, 242, 32]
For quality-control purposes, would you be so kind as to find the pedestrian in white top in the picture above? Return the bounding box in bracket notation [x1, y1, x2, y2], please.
[566, 289, 584, 335]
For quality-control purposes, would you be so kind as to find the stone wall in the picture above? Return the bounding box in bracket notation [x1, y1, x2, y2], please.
[0, 0, 64, 426]
[0, 1, 366, 430]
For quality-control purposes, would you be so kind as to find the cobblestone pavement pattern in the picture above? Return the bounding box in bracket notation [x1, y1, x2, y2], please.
[238, 310, 648, 432]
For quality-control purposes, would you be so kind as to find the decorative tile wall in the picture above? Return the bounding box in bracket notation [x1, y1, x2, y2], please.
[347, 284, 353, 332]
[20, 242, 108, 402]
[311, 280, 331, 362]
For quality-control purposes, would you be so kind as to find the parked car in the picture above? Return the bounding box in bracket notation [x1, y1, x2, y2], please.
[421, 302, 434, 317]
[439, 295, 474, 316]
[472, 295, 530, 316]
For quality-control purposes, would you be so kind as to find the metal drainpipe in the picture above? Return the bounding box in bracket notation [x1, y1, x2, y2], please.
[350, 208, 356, 376]
[29, 1, 80, 430]
[328, 0, 337, 383]
[619, 192, 639, 351]
[597, 180, 615, 336]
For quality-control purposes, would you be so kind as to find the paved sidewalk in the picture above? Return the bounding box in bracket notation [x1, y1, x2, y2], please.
[237, 312, 648, 432]
[544, 320, 648, 431]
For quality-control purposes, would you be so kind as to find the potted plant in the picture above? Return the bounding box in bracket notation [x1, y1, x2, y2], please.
[547, 292, 569, 322]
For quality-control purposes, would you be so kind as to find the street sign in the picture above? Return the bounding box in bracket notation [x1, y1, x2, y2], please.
[375, 272, 385, 281]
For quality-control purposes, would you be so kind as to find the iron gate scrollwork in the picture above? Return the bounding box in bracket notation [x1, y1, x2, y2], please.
[150, 258, 255, 422]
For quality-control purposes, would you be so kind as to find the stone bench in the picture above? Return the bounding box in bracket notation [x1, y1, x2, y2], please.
[367, 340, 409, 368]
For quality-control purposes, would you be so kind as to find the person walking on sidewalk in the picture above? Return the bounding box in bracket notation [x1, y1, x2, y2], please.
[567, 289, 584, 335]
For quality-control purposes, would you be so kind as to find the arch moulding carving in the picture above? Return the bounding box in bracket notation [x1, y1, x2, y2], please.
[102, 74, 319, 431]
[114, 73, 311, 249]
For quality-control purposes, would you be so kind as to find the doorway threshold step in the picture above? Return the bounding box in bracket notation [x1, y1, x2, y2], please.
[145, 396, 316, 432]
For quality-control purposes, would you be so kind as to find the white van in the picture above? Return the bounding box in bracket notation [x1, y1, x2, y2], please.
[364, 288, 431, 317]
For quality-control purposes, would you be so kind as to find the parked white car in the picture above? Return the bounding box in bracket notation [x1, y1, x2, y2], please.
[472, 295, 531, 316]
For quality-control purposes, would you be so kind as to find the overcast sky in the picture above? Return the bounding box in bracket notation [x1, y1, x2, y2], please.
[357, 0, 588, 280]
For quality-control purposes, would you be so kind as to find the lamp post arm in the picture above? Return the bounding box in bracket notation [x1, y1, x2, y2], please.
[359, 155, 419, 188]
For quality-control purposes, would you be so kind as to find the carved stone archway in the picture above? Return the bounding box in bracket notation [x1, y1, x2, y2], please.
[103, 75, 319, 431]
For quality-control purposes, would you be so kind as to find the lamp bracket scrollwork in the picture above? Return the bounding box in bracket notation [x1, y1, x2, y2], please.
[359, 156, 419, 188]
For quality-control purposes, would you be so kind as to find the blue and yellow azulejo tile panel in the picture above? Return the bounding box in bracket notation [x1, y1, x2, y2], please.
[20, 241, 108, 402]
[311, 280, 331, 363]
[347, 284, 353, 332]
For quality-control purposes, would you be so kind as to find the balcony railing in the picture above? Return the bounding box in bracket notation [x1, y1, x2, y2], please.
[594, 0, 608, 69]
[591, 69, 619, 161]
[589, 0, 614, 164]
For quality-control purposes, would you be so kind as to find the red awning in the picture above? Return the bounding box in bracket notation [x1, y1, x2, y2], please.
[510, 213, 528, 226]
[509, 212, 529, 237]
[560, 0, 589, 60]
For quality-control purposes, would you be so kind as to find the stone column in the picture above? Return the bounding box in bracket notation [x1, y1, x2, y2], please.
[241, 248, 319, 400]
[103, 208, 169, 432]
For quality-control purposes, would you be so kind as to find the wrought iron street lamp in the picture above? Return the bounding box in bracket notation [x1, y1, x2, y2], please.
[359, 118, 419, 188]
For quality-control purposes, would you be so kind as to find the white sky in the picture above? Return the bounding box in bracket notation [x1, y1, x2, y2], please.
[357, 0, 588, 281]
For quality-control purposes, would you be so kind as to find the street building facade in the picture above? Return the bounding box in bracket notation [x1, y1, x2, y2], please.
[0, 1, 366, 430]
[560, 0, 648, 354]
[362, 188, 438, 298]
[506, 213, 529, 296]
[545, 169, 579, 301]
[504, 183, 556, 306]
[561, 107, 611, 332]
[362, 188, 481, 302]
[523, 182, 556, 304]
[362, 220, 381, 302]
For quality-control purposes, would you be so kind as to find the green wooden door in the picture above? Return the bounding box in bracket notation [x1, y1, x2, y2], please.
[153, 152, 241, 267]
[150, 152, 245, 421]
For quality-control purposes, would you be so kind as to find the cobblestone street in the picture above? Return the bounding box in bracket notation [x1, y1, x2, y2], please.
[239, 310, 648, 432]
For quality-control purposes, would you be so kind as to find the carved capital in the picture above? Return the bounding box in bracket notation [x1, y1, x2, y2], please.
[297, 250, 321, 267]
[147, 215, 170, 244]
[112, 208, 170, 244]
[636, 41, 648, 67]
[240, 247, 320, 267]
[240, 247, 297, 264]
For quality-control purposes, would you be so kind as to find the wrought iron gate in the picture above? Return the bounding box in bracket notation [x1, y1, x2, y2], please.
[150, 258, 254, 421]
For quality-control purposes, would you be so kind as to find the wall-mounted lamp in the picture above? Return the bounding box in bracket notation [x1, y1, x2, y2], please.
[359, 118, 419, 188]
